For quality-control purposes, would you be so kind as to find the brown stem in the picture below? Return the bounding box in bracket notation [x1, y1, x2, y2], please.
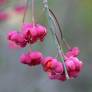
[32, 0, 35, 26]
[49, 8, 71, 49]
[22, 0, 29, 24]
[49, 9, 63, 39]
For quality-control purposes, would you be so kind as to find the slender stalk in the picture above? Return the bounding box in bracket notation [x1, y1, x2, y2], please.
[22, 0, 29, 24]
[63, 38, 71, 50]
[32, 0, 35, 26]
[49, 14, 70, 80]
[49, 9, 71, 50]
[36, 9, 45, 23]
[42, 0, 69, 80]
[49, 9, 63, 39]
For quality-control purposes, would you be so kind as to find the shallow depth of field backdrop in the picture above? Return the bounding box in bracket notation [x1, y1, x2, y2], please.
[0, 0, 92, 92]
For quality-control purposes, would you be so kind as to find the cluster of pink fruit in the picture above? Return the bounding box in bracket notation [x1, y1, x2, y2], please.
[20, 47, 83, 81]
[8, 23, 83, 81]
[8, 23, 47, 47]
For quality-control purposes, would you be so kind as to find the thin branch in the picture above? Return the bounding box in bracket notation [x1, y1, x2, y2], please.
[32, 0, 35, 25]
[49, 9, 71, 49]
[42, 0, 69, 80]
[22, 0, 29, 24]
[49, 9, 63, 39]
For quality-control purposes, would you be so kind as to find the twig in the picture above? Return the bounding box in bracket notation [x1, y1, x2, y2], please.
[49, 9, 71, 50]
[32, 0, 35, 26]
[22, 0, 29, 24]
[42, 0, 69, 80]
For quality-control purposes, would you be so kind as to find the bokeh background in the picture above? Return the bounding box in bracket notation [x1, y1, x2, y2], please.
[0, 0, 92, 92]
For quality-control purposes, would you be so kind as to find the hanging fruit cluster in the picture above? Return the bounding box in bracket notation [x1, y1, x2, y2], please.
[7, 0, 83, 81]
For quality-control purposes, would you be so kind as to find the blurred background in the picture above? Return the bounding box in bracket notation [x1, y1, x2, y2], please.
[0, 0, 92, 92]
